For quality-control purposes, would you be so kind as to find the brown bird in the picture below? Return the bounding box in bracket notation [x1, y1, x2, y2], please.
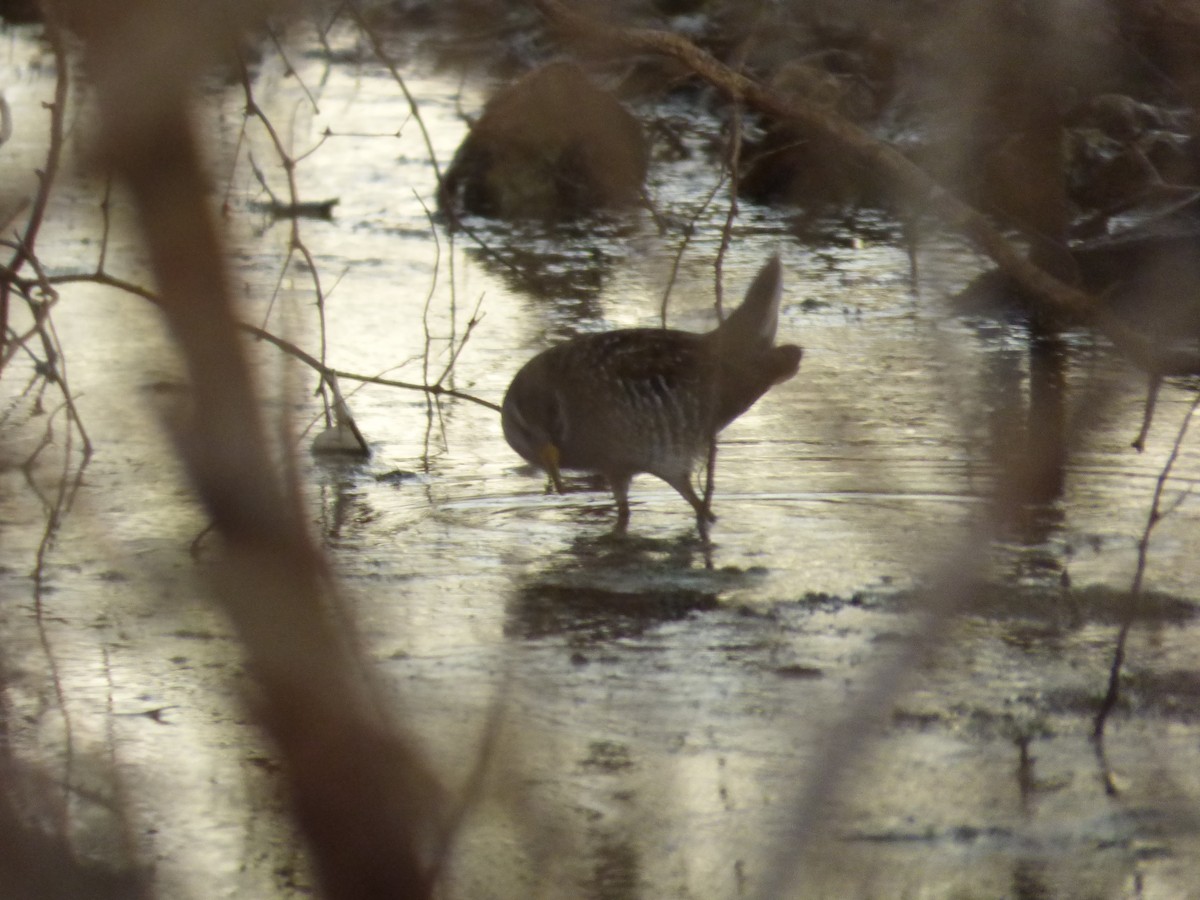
[502, 254, 802, 534]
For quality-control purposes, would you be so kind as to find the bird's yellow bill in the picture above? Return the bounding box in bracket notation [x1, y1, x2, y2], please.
[538, 442, 565, 494]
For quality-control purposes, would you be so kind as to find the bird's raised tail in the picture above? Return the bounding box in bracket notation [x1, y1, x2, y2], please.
[713, 254, 783, 354]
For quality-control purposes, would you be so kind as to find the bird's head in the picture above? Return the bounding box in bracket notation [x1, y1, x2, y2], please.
[501, 370, 566, 493]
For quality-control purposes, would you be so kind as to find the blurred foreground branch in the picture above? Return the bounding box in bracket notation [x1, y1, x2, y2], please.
[62, 2, 443, 896]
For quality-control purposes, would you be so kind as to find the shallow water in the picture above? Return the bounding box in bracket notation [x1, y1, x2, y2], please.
[2, 19, 1200, 899]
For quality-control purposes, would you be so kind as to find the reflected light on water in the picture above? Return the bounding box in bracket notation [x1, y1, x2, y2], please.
[1, 14, 1199, 900]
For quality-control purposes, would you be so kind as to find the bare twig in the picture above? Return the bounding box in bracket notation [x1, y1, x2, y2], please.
[0, 5, 90, 459]
[418, 193, 442, 392]
[702, 77, 748, 525]
[266, 23, 321, 115]
[46, 268, 503, 414]
[2, 2, 68, 304]
[345, 0, 443, 188]
[434, 294, 486, 390]
[1092, 392, 1200, 764]
[659, 173, 726, 328]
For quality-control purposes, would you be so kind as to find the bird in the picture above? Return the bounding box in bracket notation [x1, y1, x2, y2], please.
[502, 254, 802, 535]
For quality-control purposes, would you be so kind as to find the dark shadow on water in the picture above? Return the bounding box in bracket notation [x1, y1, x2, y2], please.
[563, 528, 711, 569]
[1048, 667, 1200, 723]
[507, 581, 719, 642]
[506, 531, 768, 642]
[586, 830, 641, 900]
[889, 581, 1197, 628]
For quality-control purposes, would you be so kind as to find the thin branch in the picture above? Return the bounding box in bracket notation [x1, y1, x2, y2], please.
[1092, 392, 1200, 757]
[418, 193, 442, 391]
[267, 23, 321, 115]
[703, 80, 748, 521]
[0, 6, 89, 458]
[659, 172, 726, 328]
[45, 270, 504, 413]
[4, 3, 68, 281]
[345, 0, 443, 188]
[434, 294, 486, 390]
[713, 99, 743, 322]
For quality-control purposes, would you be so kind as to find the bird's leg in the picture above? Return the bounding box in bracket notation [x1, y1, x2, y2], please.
[609, 473, 632, 533]
[538, 442, 566, 493]
[701, 437, 718, 519]
[666, 474, 716, 533]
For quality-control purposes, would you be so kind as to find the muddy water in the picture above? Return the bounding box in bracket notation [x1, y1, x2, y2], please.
[2, 20, 1200, 900]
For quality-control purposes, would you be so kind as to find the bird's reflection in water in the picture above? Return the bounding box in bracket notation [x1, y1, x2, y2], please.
[506, 582, 719, 643]
[506, 532, 763, 643]
[586, 830, 641, 900]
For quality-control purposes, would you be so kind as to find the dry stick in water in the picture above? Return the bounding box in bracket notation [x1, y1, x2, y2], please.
[1092, 393, 1200, 786]
[705, 85, 748, 524]
[67, 3, 441, 896]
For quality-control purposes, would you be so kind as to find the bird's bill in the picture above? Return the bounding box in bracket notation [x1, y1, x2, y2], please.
[538, 442, 566, 493]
